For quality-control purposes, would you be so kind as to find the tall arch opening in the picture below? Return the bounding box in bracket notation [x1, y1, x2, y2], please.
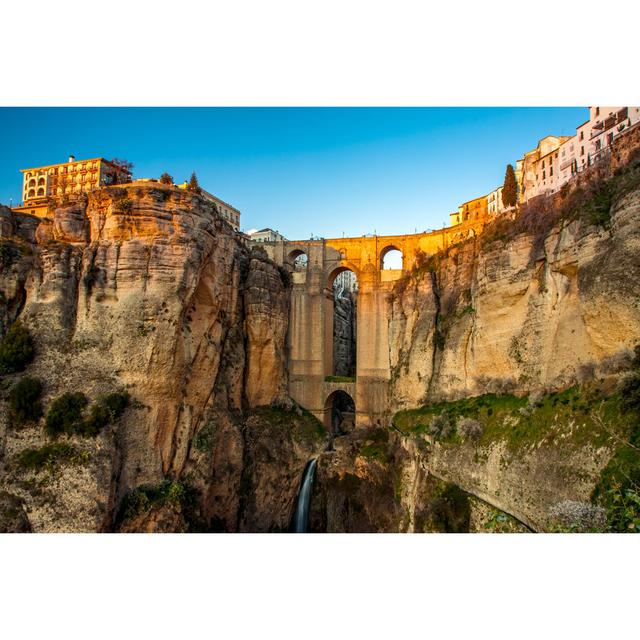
[288, 249, 308, 271]
[381, 245, 403, 270]
[324, 390, 355, 435]
[327, 267, 358, 378]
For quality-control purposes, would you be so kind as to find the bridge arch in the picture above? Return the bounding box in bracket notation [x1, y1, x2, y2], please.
[288, 248, 308, 270]
[380, 244, 403, 270]
[324, 389, 355, 433]
[326, 264, 359, 290]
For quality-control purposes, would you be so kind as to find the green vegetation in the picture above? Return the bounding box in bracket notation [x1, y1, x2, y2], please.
[591, 346, 640, 532]
[82, 392, 130, 436]
[44, 392, 88, 436]
[7, 376, 43, 426]
[118, 479, 193, 522]
[0, 322, 35, 374]
[359, 428, 390, 463]
[159, 172, 173, 185]
[253, 404, 326, 445]
[44, 391, 129, 437]
[324, 375, 355, 383]
[501, 163, 517, 208]
[114, 197, 133, 213]
[394, 384, 634, 453]
[418, 482, 470, 533]
[193, 421, 216, 453]
[17, 442, 89, 471]
[188, 171, 201, 193]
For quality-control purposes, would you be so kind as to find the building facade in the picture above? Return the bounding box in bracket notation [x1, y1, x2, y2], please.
[16, 156, 132, 216]
[248, 228, 287, 243]
[487, 186, 505, 215]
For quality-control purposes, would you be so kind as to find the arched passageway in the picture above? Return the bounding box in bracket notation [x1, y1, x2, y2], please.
[327, 267, 358, 378]
[324, 390, 355, 435]
[380, 245, 403, 270]
[288, 249, 308, 270]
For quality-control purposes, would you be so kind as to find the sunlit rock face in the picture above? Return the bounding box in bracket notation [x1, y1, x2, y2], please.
[0, 184, 300, 532]
[387, 189, 640, 410]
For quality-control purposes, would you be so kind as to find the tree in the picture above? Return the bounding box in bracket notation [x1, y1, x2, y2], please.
[159, 172, 173, 185]
[188, 171, 201, 192]
[110, 158, 135, 173]
[502, 164, 517, 208]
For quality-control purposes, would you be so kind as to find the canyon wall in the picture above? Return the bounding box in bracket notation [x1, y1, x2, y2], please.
[388, 189, 640, 410]
[0, 184, 325, 532]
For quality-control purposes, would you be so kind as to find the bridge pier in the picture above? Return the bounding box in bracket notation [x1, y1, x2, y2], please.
[262, 222, 487, 428]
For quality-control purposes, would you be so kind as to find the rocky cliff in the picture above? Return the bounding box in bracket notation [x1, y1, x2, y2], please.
[0, 183, 326, 532]
[1, 144, 639, 533]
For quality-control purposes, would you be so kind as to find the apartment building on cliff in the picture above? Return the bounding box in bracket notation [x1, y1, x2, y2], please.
[449, 106, 640, 226]
[13, 155, 132, 217]
[519, 106, 640, 202]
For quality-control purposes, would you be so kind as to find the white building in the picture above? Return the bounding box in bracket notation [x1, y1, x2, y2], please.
[521, 106, 640, 203]
[487, 186, 505, 215]
[248, 228, 287, 243]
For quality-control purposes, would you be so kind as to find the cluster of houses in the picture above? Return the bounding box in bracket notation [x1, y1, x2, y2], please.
[449, 106, 640, 226]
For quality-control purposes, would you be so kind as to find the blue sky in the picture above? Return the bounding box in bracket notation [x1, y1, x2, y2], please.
[0, 107, 586, 238]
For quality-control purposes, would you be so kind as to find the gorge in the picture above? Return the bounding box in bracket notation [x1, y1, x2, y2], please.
[1, 130, 639, 533]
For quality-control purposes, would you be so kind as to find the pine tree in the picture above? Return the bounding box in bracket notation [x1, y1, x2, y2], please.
[502, 164, 517, 208]
[159, 172, 173, 185]
[188, 171, 201, 193]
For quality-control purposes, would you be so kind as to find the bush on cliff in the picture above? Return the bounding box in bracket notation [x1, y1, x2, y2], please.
[0, 322, 35, 375]
[17, 442, 89, 472]
[117, 480, 198, 526]
[159, 172, 173, 185]
[7, 376, 43, 426]
[81, 392, 130, 436]
[44, 392, 88, 437]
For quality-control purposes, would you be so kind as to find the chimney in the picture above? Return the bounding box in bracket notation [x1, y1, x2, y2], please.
[68, 155, 75, 163]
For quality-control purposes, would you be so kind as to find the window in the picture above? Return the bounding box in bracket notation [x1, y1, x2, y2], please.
[607, 133, 614, 146]
[550, 166, 553, 176]
[596, 107, 600, 116]
[581, 146, 584, 155]
[580, 131, 584, 141]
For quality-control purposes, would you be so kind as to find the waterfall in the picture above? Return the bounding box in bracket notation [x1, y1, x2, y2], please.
[291, 458, 317, 533]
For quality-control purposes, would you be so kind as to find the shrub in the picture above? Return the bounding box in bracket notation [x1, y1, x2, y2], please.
[457, 417, 483, 442]
[81, 392, 129, 436]
[7, 376, 43, 425]
[159, 172, 173, 185]
[114, 198, 133, 213]
[44, 392, 88, 436]
[603, 486, 640, 533]
[428, 413, 454, 440]
[17, 442, 89, 471]
[619, 345, 640, 414]
[0, 322, 35, 374]
[193, 422, 216, 453]
[547, 500, 607, 532]
[118, 480, 188, 522]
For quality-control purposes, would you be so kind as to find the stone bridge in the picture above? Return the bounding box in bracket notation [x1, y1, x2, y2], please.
[263, 220, 485, 428]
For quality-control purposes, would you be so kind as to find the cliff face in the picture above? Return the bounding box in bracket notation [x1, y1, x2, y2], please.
[388, 189, 640, 410]
[333, 289, 356, 377]
[0, 184, 322, 532]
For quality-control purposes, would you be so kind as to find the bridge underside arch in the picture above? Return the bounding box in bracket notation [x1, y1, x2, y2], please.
[324, 389, 355, 433]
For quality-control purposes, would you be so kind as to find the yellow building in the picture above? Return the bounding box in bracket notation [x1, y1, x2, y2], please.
[14, 156, 132, 217]
[457, 194, 489, 223]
